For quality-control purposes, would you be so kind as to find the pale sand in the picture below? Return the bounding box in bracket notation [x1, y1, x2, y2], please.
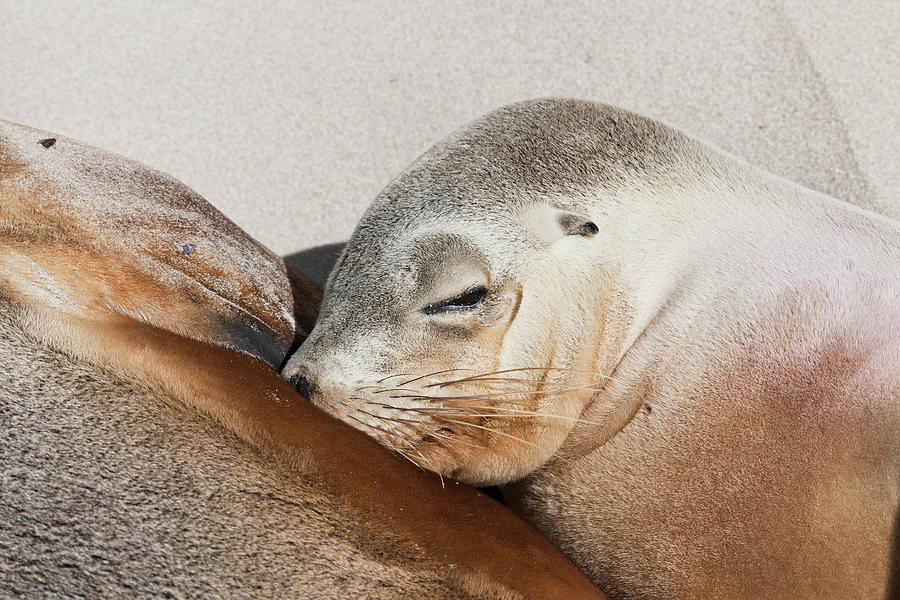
[1, 0, 897, 281]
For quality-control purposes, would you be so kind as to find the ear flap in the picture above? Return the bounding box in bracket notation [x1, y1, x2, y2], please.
[557, 212, 599, 238]
[523, 204, 599, 243]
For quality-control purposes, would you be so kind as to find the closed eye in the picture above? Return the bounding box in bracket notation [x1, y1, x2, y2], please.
[422, 285, 488, 315]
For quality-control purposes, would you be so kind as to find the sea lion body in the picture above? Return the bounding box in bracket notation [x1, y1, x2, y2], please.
[505, 176, 900, 598]
[0, 120, 604, 599]
[284, 99, 900, 598]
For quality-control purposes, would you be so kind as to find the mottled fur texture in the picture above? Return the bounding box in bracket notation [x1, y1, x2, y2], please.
[284, 99, 900, 599]
[0, 304, 489, 599]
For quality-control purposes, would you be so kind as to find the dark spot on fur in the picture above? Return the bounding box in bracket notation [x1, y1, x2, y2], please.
[181, 243, 196, 255]
[39, 138, 56, 149]
[289, 372, 317, 400]
[642, 404, 652, 414]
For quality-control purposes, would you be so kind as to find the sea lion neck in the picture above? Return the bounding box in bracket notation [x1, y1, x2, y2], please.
[545, 187, 721, 462]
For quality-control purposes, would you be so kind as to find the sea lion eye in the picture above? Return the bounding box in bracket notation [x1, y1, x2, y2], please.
[423, 286, 488, 314]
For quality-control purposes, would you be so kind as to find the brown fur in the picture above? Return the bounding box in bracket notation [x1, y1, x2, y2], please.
[0, 120, 604, 599]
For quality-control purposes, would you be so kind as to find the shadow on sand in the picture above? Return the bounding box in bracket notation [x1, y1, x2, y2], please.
[283, 242, 347, 289]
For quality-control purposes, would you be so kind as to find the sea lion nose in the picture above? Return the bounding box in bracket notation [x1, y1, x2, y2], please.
[289, 372, 318, 400]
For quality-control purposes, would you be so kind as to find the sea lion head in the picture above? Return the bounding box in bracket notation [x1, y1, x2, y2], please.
[0, 119, 321, 370]
[282, 99, 678, 485]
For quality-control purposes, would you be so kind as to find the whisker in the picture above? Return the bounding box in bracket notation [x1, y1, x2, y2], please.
[417, 426, 485, 450]
[375, 373, 420, 384]
[395, 448, 429, 472]
[384, 414, 445, 433]
[428, 416, 551, 454]
[376, 411, 486, 450]
[375, 387, 430, 396]
[355, 403, 487, 451]
[352, 412, 440, 479]
[414, 405, 603, 426]
[387, 383, 605, 403]
[349, 412, 416, 450]
[362, 408, 453, 442]
[407, 446, 444, 487]
[428, 377, 609, 390]
[425, 376, 546, 388]
[396, 368, 476, 387]
[376, 368, 476, 385]
[428, 379, 609, 391]
[346, 414, 406, 449]
[368, 401, 468, 415]
[386, 393, 462, 403]
[375, 403, 474, 414]
[354, 385, 387, 393]
[426, 366, 609, 388]
[427, 377, 544, 388]
[361, 387, 440, 396]
[354, 386, 418, 395]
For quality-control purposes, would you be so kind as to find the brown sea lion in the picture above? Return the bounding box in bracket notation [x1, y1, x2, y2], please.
[0, 120, 605, 599]
[283, 99, 900, 599]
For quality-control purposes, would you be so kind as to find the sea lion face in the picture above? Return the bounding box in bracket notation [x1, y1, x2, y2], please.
[282, 98, 667, 485]
[284, 197, 607, 485]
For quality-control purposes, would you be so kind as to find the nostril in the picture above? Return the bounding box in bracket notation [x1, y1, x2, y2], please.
[289, 372, 317, 399]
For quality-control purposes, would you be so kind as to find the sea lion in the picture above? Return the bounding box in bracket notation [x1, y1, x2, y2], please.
[0, 120, 605, 599]
[282, 99, 900, 599]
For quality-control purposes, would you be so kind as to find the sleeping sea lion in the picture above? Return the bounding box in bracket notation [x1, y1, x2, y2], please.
[283, 99, 900, 599]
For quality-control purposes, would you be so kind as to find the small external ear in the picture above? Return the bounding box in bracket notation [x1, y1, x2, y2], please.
[557, 213, 599, 238]
[523, 204, 599, 244]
